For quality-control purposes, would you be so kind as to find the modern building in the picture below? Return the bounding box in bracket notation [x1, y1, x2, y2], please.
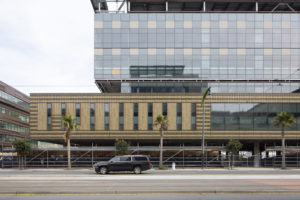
[0, 81, 30, 151]
[30, 0, 300, 160]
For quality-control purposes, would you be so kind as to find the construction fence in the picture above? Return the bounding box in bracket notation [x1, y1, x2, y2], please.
[1, 155, 300, 168]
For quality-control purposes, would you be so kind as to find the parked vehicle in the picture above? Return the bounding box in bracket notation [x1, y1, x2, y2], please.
[94, 155, 152, 174]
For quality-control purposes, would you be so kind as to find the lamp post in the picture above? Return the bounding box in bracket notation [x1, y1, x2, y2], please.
[201, 87, 211, 170]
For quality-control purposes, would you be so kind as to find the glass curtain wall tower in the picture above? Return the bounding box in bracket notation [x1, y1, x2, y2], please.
[92, 0, 300, 94]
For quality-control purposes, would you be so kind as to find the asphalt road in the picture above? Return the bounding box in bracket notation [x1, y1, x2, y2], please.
[1, 168, 300, 199]
[1, 194, 300, 200]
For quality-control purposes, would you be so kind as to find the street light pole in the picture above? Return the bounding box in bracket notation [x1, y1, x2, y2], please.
[201, 87, 211, 170]
[202, 99, 205, 169]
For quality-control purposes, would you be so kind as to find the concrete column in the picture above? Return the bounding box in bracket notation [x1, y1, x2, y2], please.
[254, 141, 260, 168]
[203, 1, 206, 12]
[127, 1, 130, 12]
[166, 1, 168, 12]
[255, 1, 258, 12]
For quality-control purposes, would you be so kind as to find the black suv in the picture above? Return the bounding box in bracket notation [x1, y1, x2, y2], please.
[94, 155, 152, 174]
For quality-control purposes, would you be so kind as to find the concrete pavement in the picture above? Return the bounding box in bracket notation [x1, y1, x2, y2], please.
[1, 194, 300, 200]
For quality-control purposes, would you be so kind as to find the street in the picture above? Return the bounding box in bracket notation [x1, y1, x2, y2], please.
[2, 194, 300, 200]
[1, 168, 300, 199]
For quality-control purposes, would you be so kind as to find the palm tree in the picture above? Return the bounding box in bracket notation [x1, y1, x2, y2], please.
[153, 115, 168, 169]
[274, 112, 296, 169]
[62, 115, 78, 169]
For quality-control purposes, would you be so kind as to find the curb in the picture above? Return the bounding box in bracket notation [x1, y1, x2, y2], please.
[1, 190, 300, 195]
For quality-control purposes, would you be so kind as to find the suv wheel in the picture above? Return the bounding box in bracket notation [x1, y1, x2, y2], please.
[133, 166, 141, 174]
[100, 166, 108, 174]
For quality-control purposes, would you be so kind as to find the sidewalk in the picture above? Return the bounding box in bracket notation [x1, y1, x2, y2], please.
[1, 167, 300, 175]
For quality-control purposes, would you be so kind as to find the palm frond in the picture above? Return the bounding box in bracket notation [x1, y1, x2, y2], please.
[201, 87, 211, 106]
[274, 112, 296, 128]
[153, 114, 168, 130]
[62, 115, 77, 142]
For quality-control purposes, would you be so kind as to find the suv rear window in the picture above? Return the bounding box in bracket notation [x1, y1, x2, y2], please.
[134, 156, 148, 161]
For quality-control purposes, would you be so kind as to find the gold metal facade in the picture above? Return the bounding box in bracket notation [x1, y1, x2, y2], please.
[30, 93, 300, 142]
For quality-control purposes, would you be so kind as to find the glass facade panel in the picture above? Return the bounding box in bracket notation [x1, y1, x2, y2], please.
[61, 103, 66, 130]
[0, 91, 29, 109]
[211, 103, 225, 130]
[253, 103, 268, 130]
[47, 103, 51, 130]
[296, 104, 300, 130]
[0, 120, 29, 134]
[61, 103, 66, 116]
[211, 103, 299, 131]
[76, 103, 80, 125]
[283, 103, 297, 130]
[90, 103, 95, 131]
[95, 13, 300, 93]
[268, 103, 282, 130]
[191, 103, 196, 130]
[224, 104, 239, 130]
[176, 103, 182, 130]
[0, 135, 32, 143]
[0, 105, 29, 123]
[239, 104, 255, 130]
[104, 103, 109, 131]
[162, 103, 167, 116]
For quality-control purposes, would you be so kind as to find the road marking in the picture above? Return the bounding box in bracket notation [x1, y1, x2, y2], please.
[1, 192, 300, 196]
[1, 175, 300, 180]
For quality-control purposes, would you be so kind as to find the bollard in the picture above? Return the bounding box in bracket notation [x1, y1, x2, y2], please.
[172, 162, 176, 170]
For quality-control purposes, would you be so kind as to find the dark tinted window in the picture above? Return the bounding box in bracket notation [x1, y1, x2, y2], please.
[162, 103, 167, 116]
[134, 156, 148, 161]
[120, 156, 131, 161]
[61, 103, 66, 116]
[76, 103, 80, 125]
[110, 156, 120, 162]
[133, 103, 138, 130]
[47, 103, 51, 130]
[119, 103, 124, 130]
[105, 103, 109, 130]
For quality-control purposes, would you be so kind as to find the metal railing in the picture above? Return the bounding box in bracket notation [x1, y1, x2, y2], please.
[1, 155, 300, 168]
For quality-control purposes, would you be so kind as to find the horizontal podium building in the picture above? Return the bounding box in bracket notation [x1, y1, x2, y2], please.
[31, 1, 300, 156]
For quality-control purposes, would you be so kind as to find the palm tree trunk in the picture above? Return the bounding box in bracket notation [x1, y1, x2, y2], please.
[159, 131, 163, 168]
[21, 156, 24, 169]
[18, 155, 21, 169]
[282, 126, 286, 169]
[67, 138, 71, 169]
[231, 153, 234, 169]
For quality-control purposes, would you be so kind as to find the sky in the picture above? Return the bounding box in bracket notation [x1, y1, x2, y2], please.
[0, 0, 99, 95]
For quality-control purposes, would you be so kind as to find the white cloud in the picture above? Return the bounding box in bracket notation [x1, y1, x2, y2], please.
[0, 0, 99, 95]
